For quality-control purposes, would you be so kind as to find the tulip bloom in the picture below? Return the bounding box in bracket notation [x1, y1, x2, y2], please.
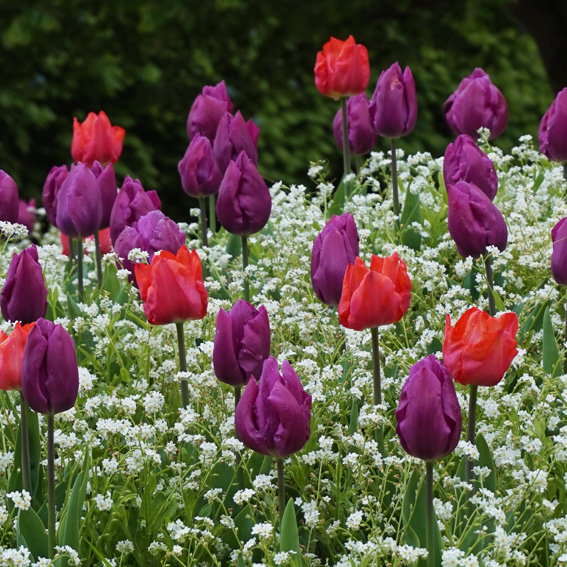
[369, 62, 417, 139]
[235, 357, 311, 458]
[539, 88, 567, 163]
[333, 93, 377, 155]
[178, 134, 223, 197]
[17, 198, 36, 234]
[396, 355, 462, 461]
[21, 318, 79, 415]
[447, 180, 507, 258]
[314, 36, 370, 101]
[187, 80, 234, 141]
[90, 161, 118, 230]
[60, 227, 112, 257]
[213, 300, 270, 387]
[0, 170, 20, 224]
[339, 253, 411, 331]
[72, 110, 125, 166]
[443, 307, 518, 387]
[311, 212, 359, 306]
[42, 165, 69, 227]
[0, 322, 35, 391]
[443, 68, 507, 140]
[135, 245, 208, 326]
[552, 217, 567, 285]
[216, 151, 271, 236]
[1, 245, 48, 325]
[443, 134, 498, 201]
[213, 111, 260, 173]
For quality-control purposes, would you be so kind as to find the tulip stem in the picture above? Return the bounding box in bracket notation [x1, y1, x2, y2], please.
[68, 237, 75, 268]
[484, 255, 496, 316]
[390, 139, 400, 230]
[209, 195, 216, 235]
[465, 384, 478, 484]
[564, 164, 567, 183]
[242, 235, 250, 302]
[341, 97, 351, 185]
[47, 413, 56, 559]
[77, 238, 84, 302]
[94, 231, 103, 286]
[234, 386, 241, 412]
[176, 322, 189, 408]
[426, 461, 435, 567]
[371, 327, 381, 405]
[198, 196, 208, 248]
[277, 458, 286, 522]
[20, 394, 31, 495]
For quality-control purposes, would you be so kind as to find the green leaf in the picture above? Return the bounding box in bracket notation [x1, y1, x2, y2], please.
[17, 507, 48, 562]
[328, 177, 346, 216]
[280, 498, 302, 566]
[348, 399, 359, 435]
[401, 470, 426, 546]
[400, 184, 422, 250]
[476, 434, 496, 493]
[542, 306, 561, 377]
[226, 232, 242, 258]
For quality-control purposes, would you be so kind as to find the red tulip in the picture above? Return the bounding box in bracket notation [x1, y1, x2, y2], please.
[0, 322, 35, 391]
[443, 307, 518, 387]
[60, 228, 112, 257]
[339, 252, 411, 331]
[134, 245, 208, 326]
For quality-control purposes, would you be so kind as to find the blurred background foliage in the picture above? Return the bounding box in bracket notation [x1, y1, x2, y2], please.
[0, 0, 558, 221]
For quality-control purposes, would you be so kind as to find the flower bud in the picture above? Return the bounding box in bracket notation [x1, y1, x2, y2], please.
[0, 170, 20, 224]
[187, 80, 234, 141]
[539, 88, 567, 163]
[213, 111, 260, 173]
[552, 217, 567, 285]
[17, 199, 36, 234]
[333, 94, 376, 155]
[178, 134, 222, 197]
[0, 322, 35, 391]
[42, 165, 69, 227]
[91, 161, 118, 229]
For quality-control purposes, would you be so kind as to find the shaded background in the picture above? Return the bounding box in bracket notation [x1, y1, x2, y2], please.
[0, 0, 565, 221]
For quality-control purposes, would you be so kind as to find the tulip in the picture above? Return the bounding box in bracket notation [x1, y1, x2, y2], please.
[539, 88, 567, 164]
[90, 161, 118, 229]
[216, 151, 271, 236]
[178, 134, 223, 197]
[314, 35, 370, 101]
[552, 217, 567, 286]
[60, 227, 112, 257]
[0, 322, 35, 391]
[396, 355, 462, 461]
[71, 110, 125, 167]
[135, 244, 207, 326]
[0, 170, 20, 224]
[42, 165, 69, 227]
[1, 245, 48, 324]
[443, 307, 518, 387]
[443, 68, 508, 140]
[333, 94, 377, 156]
[213, 111, 260, 173]
[369, 62, 417, 139]
[17, 198, 36, 234]
[187, 80, 234, 141]
[109, 176, 161, 246]
[447, 180, 507, 259]
[311, 212, 359, 306]
[213, 300, 270, 387]
[235, 357, 311, 458]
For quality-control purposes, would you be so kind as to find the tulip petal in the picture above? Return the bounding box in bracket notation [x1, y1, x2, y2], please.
[213, 308, 247, 386]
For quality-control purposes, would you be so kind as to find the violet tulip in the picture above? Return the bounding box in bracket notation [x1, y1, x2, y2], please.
[447, 180, 507, 258]
[42, 165, 69, 227]
[235, 357, 311, 458]
[213, 300, 270, 387]
[311, 212, 359, 306]
[1, 245, 48, 324]
[90, 161, 117, 229]
[178, 134, 223, 197]
[552, 217, 567, 285]
[216, 151, 271, 236]
[369, 62, 417, 139]
[396, 354, 462, 461]
[443, 134, 498, 200]
[214, 111, 260, 173]
[187, 80, 234, 141]
[17, 199, 36, 234]
[539, 88, 567, 163]
[0, 170, 19, 224]
[333, 93, 377, 156]
[443, 68, 508, 140]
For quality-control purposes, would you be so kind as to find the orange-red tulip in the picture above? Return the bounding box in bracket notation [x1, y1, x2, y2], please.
[135, 245, 207, 326]
[338, 252, 411, 331]
[443, 307, 518, 387]
[0, 322, 35, 391]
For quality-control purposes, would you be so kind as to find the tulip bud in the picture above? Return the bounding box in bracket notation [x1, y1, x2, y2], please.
[314, 36, 370, 101]
[213, 300, 271, 387]
[443, 134, 498, 200]
[187, 80, 234, 141]
[21, 318, 79, 415]
[0, 322, 35, 391]
[17, 198, 36, 234]
[369, 62, 417, 139]
[178, 134, 223, 197]
[443, 307, 518, 387]
[446, 180, 507, 258]
[0, 170, 20, 224]
[396, 355, 462, 461]
[214, 111, 260, 173]
[216, 151, 271, 236]
[235, 357, 312, 458]
[539, 88, 567, 163]
[443, 68, 508, 140]
[552, 217, 567, 285]
[311, 212, 359, 306]
[91, 161, 118, 229]
[333, 94, 377, 155]
[1, 245, 48, 324]
[42, 165, 69, 227]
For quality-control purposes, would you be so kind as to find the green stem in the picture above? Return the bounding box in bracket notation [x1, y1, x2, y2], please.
[77, 238, 84, 302]
[94, 231, 103, 286]
[371, 327, 381, 405]
[277, 458, 286, 522]
[390, 138, 400, 229]
[465, 384, 478, 483]
[484, 255, 496, 316]
[426, 461, 435, 567]
[341, 97, 351, 182]
[563, 164, 567, 183]
[176, 322, 189, 408]
[208, 194, 217, 234]
[564, 298, 567, 375]
[242, 234, 250, 302]
[234, 385, 241, 414]
[20, 394, 31, 495]
[47, 413, 56, 559]
[68, 237, 75, 268]
[198, 196, 208, 248]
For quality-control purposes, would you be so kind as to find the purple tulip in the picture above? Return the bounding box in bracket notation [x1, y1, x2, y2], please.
[216, 151, 271, 236]
[1, 245, 48, 324]
[214, 111, 260, 173]
[551, 217, 567, 285]
[42, 165, 69, 227]
[369, 62, 417, 139]
[539, 88, 567, 163]
[396, 354, 462, 461]
[178, 134, 223, 197]
[17, 198, 36, 234]
[213, 300, 270, 387]
[0, 170, 20, 224]
[90, 161, 118, 229]
[21, 318, 79, 415]
[443, 68, 508, 140]
[443, 134, 498, 201]
[311, 212, 359, 306]
[109, 176, 161, 246]
[333, 93, 377, 155]
[235, 357, 312, 458]
[187, 80, 234, 141]
[447, 180, 508, 258]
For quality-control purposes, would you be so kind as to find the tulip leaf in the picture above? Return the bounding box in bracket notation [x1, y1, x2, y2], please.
[226, 232, 242, 258]
[476, 434, 496, 493]
[542, 306, 561, 377]
[280, 498, 302, 566]
[101, 263, 128, 304]
[518, 300, 548, 340]
[328, 177, 346, 217]
[400, 183, 421, 251]
[348, 399, 359, 435]
[16, 507, 48, 562]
